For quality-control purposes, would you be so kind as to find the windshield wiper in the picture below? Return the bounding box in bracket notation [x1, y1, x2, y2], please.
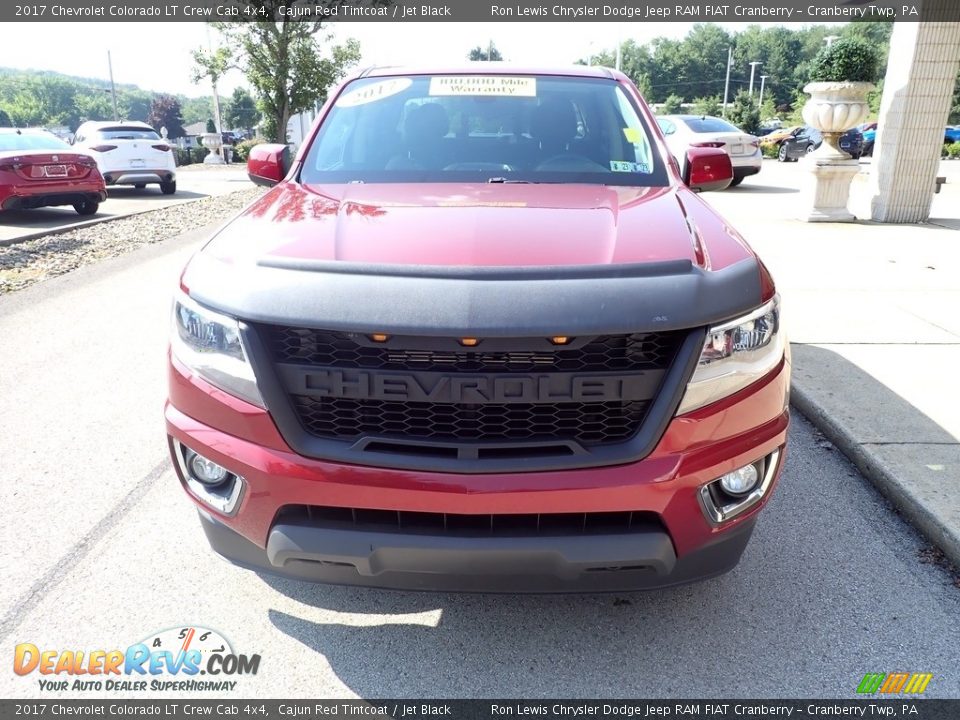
[487, 177, 534, 184]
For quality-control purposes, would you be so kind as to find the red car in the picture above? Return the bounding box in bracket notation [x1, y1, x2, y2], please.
[166, 66, 790, 592]
[0, 128, 106, 216]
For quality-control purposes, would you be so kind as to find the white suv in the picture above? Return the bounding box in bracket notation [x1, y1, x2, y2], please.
[73, 121, 176, 194]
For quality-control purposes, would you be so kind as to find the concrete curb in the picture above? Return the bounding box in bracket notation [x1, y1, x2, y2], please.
[790, 379, 960, 568]
[0, 208, 161, 247]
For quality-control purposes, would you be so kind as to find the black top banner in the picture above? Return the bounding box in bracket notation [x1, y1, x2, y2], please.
[4, 0, 960, 22]
[3, 700, 960, 720]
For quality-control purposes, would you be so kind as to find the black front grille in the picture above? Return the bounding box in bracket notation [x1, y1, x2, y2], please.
[291, 396, 650, 445]
[279, 504, 663, 538]
[254, 325, 686, 454]
[265, 327, 681, 373]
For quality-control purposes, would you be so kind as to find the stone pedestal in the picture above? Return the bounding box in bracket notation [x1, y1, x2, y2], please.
[870, 19, 960, 223]
[801, 158, 861, 223]
[201, 132, 225, 165]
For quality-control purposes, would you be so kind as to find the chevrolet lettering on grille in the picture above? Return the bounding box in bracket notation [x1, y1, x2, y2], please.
[275, 366, 665, 404]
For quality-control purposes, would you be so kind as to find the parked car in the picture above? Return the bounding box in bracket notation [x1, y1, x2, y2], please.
[166, 65, 789, 593]
[944, 126, 960, 144]
[861, 125, 878, 156]
[73, 120, 176, 194]
[657, 114, 762, 186]
[0, 127, 106, 216]
[759, 125, 802, 150]
[779, 126, 863, 161]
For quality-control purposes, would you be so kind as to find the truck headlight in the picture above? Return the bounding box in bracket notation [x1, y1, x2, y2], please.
[171, 292, 263, 408]
[677, 296, 783, 414]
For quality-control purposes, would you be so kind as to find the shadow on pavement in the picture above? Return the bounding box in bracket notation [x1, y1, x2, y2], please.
[728, 184, 798, 194]
[106, 188, 208, 201]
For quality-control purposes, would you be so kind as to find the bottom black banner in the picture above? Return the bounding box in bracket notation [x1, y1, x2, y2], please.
[2, 700, 958, 720]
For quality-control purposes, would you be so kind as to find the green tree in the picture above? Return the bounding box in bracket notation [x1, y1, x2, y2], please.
[660, 94, 684, 114]
[224, 87, 258, 132]
[691, 96, 722, 117]
[0, 107, 12, 126]
[468, 44, 502, 61]
[206, 118, 217, 133]
[726, 90, 761, 134]
[196, 8, 365, 143]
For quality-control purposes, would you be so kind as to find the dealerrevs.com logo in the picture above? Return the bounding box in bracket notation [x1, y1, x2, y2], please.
[856, 673, 933, 695]
[14, 626, 260, 693]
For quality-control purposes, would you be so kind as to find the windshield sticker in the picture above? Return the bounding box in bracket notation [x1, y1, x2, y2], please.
[623, 128, 642, 144]
[429, 76, 537, 97]
[610, 160, 651, 173]
[335, 78, 413, 108]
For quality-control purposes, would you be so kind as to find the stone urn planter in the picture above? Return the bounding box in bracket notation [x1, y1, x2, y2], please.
[802, 81, 874, 160]
[201, 132, 224, 165]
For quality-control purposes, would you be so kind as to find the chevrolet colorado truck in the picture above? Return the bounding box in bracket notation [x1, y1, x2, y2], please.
[165, 65, 790, 592]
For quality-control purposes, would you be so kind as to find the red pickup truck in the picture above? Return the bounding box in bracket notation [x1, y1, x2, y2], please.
[166, 65, 789, 592]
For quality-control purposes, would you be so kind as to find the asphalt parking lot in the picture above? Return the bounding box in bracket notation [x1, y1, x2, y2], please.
[1, 162, 958, 700]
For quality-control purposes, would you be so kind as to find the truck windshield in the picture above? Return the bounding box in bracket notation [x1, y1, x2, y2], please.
[300, 74, 667, 187]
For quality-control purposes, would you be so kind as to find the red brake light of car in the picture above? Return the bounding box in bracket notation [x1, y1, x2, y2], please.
[691, 141, 725, 148]
[152, 144, 171, 152]
[748, 140, 760, 149]
[90, 145, 118, 153]
[75, 156, 98, 168]
[0, 158, 20, 171]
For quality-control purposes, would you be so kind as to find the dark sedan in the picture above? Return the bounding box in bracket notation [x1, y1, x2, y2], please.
[778, 126, 863, 161]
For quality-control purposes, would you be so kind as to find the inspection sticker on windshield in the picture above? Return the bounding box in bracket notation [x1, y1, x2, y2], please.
[429, 76, 537, 97]
[610, 160, 650, 173]
[336, 78, 412, 108]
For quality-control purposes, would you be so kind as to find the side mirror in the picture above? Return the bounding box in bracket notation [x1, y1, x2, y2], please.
[684, 147, 733, 192]
[247, 143, 290, 187]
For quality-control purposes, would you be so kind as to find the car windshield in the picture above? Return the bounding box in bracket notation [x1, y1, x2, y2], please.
[678, 116, 743, 133]
[94, 126, 160, 140]
[300, 74, 667, 186]
[0, 132, 70, 152]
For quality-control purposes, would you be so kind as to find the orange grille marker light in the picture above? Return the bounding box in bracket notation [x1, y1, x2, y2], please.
[550, 336, 571, 345]
[459, 337, 480, 347]
[369, 333, 390, 343]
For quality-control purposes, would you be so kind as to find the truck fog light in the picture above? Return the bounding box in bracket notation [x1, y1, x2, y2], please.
[186, 450, 230, 486]
[719, 463, 760, 496]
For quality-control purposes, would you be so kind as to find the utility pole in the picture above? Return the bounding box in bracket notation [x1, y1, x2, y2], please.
[722, 47, 732, 118]
[206, 25, 225, 162]
[758, 75, 768, 109]
[748, 61, 762, 96]
[615, 40, 622, 71]
[107, 51, 119, 121]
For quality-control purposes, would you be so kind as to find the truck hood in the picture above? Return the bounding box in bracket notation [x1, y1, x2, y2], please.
[203, 182, 714, 268]
[187, 181, 762, 336]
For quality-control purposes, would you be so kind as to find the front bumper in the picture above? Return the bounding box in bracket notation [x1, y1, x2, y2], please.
[165, 347, 790, 592]
[198, 508, 757, 593]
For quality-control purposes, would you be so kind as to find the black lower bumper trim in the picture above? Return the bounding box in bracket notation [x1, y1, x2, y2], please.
[2, 191, 106, 211]
[198, 511, 756, 593]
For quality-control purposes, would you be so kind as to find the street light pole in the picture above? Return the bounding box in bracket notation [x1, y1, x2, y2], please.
[748, 61, 762, 96]
[758, 75, 768, 109]
[107, 50, 119, 121]
[722, 47, 732, 118]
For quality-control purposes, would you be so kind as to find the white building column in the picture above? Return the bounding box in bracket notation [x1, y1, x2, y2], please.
[870, 20, 960, 223]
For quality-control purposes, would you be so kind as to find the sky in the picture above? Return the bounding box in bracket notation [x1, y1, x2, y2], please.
[0, 21, 787, 98]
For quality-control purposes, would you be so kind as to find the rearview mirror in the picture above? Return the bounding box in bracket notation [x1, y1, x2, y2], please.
[684, 147, 733, 192]
[247, 143, 290, 187]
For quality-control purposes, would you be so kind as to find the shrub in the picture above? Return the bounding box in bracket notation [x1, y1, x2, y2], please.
[945, 142, 960, 159]
[808, 38, 880, 83]
[660, 94, 684, 115]
[205, 118, 217, 134]
[726, 90, 761, 135]
[233, 137, 267, 163]
[761, 143, 780, 159]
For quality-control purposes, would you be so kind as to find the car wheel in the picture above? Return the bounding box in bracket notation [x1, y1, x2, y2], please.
[73, 200, 99, 216]
[777, 144, 788, 162]
[134, 183, 146, 189]
[160, 180, 176, 195]
[728, 176, 744, 187]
